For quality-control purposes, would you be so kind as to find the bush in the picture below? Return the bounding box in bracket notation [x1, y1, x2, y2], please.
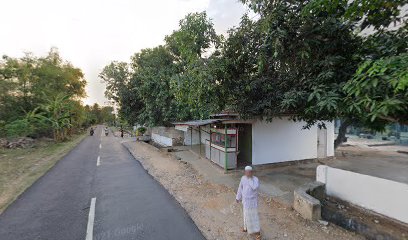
[5, 119, 34, 138]
[3, 116, 52, 138]
[0, 121, 6, 138]
[136, 127, 146, 136]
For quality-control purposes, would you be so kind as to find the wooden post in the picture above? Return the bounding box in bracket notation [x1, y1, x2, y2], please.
[209, 124, 212, 161]
[224, 124, 228, 173]
[199, 125, 201, 155]
[190, 126, 193, 148]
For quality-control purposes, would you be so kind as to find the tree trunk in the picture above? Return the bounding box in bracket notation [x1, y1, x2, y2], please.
[334, 120, 351, 149]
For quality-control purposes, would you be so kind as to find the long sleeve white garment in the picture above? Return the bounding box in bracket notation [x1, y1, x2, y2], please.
[236, 175, 259, 209]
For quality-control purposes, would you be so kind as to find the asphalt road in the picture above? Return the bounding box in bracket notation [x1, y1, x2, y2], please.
[0, 126, 205, 240]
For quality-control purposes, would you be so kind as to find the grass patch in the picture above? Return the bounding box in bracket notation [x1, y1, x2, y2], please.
[0, 133, 87, 214]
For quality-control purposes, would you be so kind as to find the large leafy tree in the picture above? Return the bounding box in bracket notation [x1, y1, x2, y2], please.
[218, 15, 263, 112]
[345, 52, 408, 125]
[130, 46, 178, 126]
[99, 61, 141, 125]
[0, 48, 97, 139]
[303, 0, 408, 145]
[101, 2, 407, 151]
[302, 0, 407, 31]
[165, 12, 219, 62]
[32, 48, 86, 102]
[232, 0, 407, 147]
[102, 12, 224, 126]
[344, 20, 408, 127]
[0, 49, 86, 122]
[99, 61, 130, 103]
[223, 1, 359, 124]
[166, 12, 223, 119]
[0, 54, 40, 121]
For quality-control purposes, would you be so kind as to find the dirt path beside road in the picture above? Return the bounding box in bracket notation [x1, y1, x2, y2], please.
[124, 141, 362, 240]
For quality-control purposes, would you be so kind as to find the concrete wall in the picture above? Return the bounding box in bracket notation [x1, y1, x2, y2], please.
[151, 133, 173, 147]
[251, 118, 334, 165]
[317, 165, 408, 224]
[293, 182, 325, 220]
[183, 126, 210, 146]
[151, 127, 184, 147]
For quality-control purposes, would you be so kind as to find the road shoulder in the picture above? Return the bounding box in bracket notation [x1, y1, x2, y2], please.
[0, 133, 87, 213]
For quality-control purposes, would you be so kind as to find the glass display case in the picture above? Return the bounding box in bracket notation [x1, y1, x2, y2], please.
[210, 132, 237, 148]
[205, 126, 237, 170]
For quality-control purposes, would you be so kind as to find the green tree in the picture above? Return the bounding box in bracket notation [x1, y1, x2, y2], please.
[99, 61, 142, 125]
[302, 0, 407, 31]
[130, 46, 178, 126]
[166, 12, 223, 119]
[32, 48, 86, 102]
[345, 53, 408, 126]
[0, 54, 37, 121]
[0, 48, 88, 139]
[223, 1, 359, 124]
[232, 0, 407, 147]
[99, 61, 130, 103]
[101, 12, 223, 126]
[303, 0, 408, 146]
[165, 12, 220, 62]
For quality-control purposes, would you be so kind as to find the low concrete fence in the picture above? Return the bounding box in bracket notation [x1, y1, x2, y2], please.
[293, 182, 325, 221]
[316, 165, 408, 224]
[151, 133, 173, 147]
[151, 127, 184, 147]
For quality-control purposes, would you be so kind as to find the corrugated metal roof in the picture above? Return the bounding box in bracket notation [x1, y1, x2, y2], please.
[210, 112, 239, 118]
[173, 119, 223, 127]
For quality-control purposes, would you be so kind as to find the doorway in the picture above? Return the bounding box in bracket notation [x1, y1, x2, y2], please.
[237, 124, 252, 167]
[317, 128, 327, 158]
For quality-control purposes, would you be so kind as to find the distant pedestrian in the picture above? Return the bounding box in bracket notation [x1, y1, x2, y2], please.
[120, 128, 124, 138]
[236, 166, 261, 239]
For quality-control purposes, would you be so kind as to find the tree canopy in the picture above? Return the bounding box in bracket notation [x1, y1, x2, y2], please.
[1, 49, 113, 140]
[102, 2, 407, 148]
[101, 12, 223, 126]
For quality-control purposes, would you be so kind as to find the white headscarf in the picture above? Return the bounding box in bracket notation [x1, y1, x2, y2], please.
[245, 166, 253, 171]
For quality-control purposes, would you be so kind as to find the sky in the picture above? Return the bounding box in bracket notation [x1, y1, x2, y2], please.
[0, 0, 248, 105]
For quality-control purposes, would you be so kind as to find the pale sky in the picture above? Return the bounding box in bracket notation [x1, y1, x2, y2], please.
[0, 0, 247, 105]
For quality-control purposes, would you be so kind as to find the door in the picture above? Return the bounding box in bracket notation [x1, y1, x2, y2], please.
[237, 124, 252, 166]
[317, 128, 327, 158]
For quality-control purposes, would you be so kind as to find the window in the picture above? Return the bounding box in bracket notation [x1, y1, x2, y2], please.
[211, 132, 236, 148]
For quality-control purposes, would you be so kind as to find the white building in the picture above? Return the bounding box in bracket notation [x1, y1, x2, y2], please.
[173, 114, 334, 170]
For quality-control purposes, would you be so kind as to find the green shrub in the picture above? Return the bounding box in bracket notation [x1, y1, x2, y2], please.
[136, 127, 147, 136]
[0, 120, 6, 138]
[5, 119, 34, 138]
[3, 117, 52, 138]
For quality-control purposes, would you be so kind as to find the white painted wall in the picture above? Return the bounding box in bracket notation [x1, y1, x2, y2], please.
[152, 133, 173, 147]
[251, 118, 334, 165]
[317, 165, 408, 224]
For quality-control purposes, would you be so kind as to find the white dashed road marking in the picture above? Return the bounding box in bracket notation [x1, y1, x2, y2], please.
[97, 156, 100, 166]
[85, 198, 96, 240]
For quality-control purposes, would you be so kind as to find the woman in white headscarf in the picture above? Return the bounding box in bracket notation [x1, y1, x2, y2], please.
[236, 166, 261, 239]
